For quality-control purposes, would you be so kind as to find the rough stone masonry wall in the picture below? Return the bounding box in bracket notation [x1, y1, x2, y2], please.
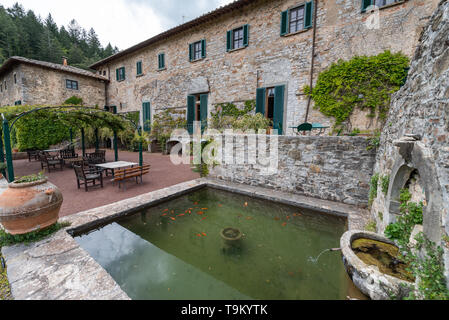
[209, 135, 376, 208]
[0, 64, 106, 107]
[369, 0, 449, 284]
[98, 0, 438, 133]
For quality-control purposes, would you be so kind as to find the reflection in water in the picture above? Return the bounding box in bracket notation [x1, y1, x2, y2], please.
[76, 188, 362, 300]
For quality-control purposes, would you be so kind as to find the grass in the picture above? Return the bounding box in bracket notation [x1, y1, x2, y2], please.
[0, 222, 71, 300]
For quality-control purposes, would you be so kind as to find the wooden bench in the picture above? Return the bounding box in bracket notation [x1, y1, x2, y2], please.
[112, 164, 151, 190]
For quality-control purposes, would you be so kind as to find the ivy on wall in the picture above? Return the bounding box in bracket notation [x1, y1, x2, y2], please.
[0, 105, 128, 151]
[304, 51, 409, 128]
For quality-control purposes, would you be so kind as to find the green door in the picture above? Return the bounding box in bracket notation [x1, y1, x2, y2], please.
[142, 102, 151, 132]
[256, 88, 266, 116]
[200, 94, 208, 133]
[187, 95, 195, 135]
[273, 85, 285, 135]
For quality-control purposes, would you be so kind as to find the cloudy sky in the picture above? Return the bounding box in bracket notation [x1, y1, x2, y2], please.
[1, 0, 235, 50]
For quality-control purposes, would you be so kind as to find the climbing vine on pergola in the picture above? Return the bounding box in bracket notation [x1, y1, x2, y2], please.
[0, 105, 145, 182]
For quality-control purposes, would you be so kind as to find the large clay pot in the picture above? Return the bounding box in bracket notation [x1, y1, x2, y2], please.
[0, 178, 63, 235]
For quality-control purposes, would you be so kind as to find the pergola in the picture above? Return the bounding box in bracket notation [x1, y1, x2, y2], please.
[0, 105, 144, 182]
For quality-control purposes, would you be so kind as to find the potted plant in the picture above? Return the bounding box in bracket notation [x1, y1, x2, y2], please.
[0, 172, 63, 235]
[0, 163, 6, 179]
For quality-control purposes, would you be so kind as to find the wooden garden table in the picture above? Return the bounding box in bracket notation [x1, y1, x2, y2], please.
[95, 161, 138, 177]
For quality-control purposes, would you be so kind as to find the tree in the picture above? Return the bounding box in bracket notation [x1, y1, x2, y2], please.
[0, 3, 118, 69]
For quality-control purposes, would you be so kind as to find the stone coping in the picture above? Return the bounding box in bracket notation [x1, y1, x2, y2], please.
[2, 178, 367, 300]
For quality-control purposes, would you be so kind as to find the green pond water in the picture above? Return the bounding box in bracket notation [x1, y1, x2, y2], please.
[75, 187, 361, 300]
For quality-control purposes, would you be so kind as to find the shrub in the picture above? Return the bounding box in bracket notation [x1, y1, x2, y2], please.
[64, 96, 84, 105]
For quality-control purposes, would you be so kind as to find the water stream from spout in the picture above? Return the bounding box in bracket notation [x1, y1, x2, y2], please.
[308, 248, 341, 264]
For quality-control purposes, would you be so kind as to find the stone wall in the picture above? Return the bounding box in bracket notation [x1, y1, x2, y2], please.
[369, 0, 449, 284]
[96, 0, 438, 133]
[209, 135, 376, 208]
[0, 64, 107, 107]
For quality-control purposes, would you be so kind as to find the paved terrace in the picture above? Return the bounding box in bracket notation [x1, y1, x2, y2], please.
[13, 149, 200, 217]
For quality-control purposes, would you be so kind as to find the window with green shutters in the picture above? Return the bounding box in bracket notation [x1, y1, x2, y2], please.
[136, 61, 143, 76]
[280, 1, 314, 36]
[158, 53, 165, 70]
[362, 0, 402, 12]
[142, 102, 151, 132]
[189, 40, 206, 62]
[116, 67, 126, 82]
[226, 24, 249, 52]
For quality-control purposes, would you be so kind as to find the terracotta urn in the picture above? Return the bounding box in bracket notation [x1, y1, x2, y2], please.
[0, 178, 63, 235]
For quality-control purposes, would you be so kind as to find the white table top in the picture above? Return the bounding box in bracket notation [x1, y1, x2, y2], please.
[95, 161, 138, 169]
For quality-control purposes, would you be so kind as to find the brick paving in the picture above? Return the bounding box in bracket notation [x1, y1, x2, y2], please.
[13, 149, 199, 217]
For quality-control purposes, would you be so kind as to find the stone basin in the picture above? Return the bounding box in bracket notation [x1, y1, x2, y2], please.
[340, 230, 414, 300]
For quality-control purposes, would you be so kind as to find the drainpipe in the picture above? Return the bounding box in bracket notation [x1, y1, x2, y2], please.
[304, 0, 319, 123]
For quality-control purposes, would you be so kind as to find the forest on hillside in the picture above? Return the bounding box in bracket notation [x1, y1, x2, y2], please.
[0, 2, 119, 70]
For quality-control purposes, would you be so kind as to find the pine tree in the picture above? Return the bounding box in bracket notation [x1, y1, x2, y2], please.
[0, 3, 118, 70]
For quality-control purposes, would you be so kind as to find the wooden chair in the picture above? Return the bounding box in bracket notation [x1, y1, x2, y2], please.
[60, 148, 79, 161]
[73, 165, 104, 192]
[39, 152, 64, 172]
[113, 164, 151, 191]
[85, 150, 106, 165]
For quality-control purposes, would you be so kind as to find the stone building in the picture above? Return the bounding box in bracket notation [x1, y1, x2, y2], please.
[89, 0, 439, 135]
[0, 56, 108, 107]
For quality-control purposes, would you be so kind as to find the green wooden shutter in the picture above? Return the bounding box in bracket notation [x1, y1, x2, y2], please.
[142, 102, 151, 132]
[361, 0, 372, 13]
[158, 53, 165, 69]
[256, 88, 266, 116]
[201, 39, 206, 58]
[226, 30, 232, 52]
[273, 85, 285, 135]
[200, 94, 208, 133]
[304, 1, 314, 29]
[189, 43, 193, 62]
[122, 67, 126, 80]
[137, 61, 142, 75]
[187, 95, 195, 135]
[243, 25, 249, 47]
[281, 10, 289, 36]
[116, 68, 119, 81]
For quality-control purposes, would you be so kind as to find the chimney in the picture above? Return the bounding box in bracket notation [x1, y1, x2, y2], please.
[62, 57, 68, 66]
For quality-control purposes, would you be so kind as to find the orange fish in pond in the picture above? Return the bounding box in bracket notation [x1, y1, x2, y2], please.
[287, 216, 291, 220]
[177, 214, 185, 217]
[274, 217, 280, 221]
[202, 233, 207, 236]
[162, 213, 167, 217]
[202, 208, 208, 210]
[170, 217, 176, 221]
[197, 211, 204, 215]
[246, 217, 253, 220]
[282, 223, 287, 227]
[218, 204, 223, 207]
[194, 202, 199, 205]
[196, 234, 202, 237]
[163, 209, 169, 212]
[202, 217, 207, 220]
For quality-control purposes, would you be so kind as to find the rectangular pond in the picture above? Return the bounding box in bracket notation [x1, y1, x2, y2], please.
[74, 187, 364, 300]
